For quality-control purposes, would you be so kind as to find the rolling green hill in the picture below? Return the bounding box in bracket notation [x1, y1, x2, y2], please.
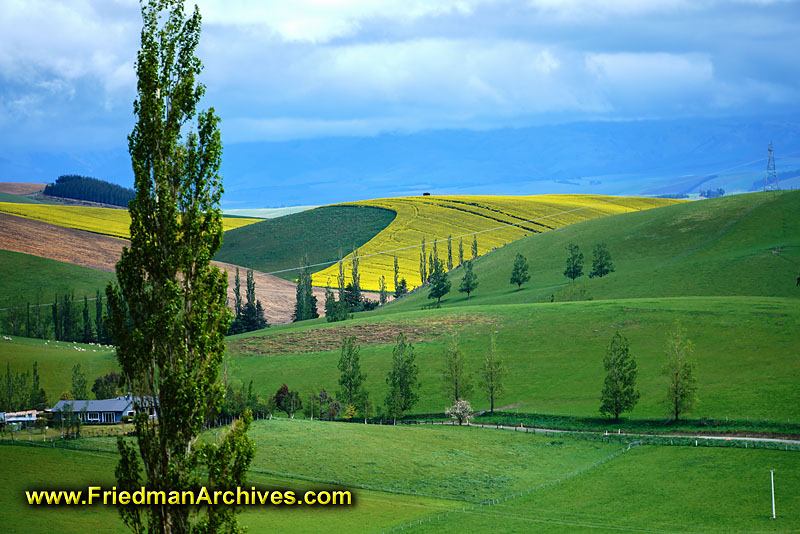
[0, 250, 115, 307]
[379, 190, 800, 312]
[214, 205, 396, 280]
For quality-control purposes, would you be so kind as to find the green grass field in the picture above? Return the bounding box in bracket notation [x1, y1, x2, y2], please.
[215, 205, 396, 280]
[2, 421, 798, 533]
[0, 250, 114, 307]
[409, 444, 800, 533]
[0, 441, 454, 534]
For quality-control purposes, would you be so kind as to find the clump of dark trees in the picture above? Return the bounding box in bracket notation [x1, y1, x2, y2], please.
[229, 267, 268, 334]
[43, 175, 135, 207]
[699, 188, 724, 198]
[2, 289, 113, 344]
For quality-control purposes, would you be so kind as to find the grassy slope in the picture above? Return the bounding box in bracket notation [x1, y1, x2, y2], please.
[378, 190, 800, 312]
[0, 191, 41, 204]
[0, 250, 115, 306]
[0, 337, 118, 398]
[215, 205, 396, 280]
[411, 445, 800, 533]
[0, 443, 452, 534]
[227, 297, 800, 420]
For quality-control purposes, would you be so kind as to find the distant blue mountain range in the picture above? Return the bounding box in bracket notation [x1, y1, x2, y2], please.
[3, 117, 798, 208]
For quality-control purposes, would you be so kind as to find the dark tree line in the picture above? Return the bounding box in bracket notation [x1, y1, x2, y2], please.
[2, 289, 113, 344]
[43, 175, 135, 207]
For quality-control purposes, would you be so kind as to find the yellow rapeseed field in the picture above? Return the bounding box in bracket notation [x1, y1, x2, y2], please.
[0, 202, 260, 239]
[311, 195, 684, 292]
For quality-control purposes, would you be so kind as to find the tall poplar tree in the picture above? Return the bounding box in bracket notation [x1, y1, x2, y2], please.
[447, 235, 453, 270]
[662, 323, 698, 421]
[442, 334, 472, 403]
[478, 333, 506, 412]
[105, 1, 254, 531]
[385, 333, 420, 424]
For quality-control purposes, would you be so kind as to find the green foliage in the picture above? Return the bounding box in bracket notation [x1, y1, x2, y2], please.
[215, 205, 394, 280]
[230, 267, 268, 332]
[458, 236, 464, 266]
[105, 1, 253, 531]
[337, 336, 366, 406]
[394, 277, 408, 299]
[292, 256, 319, 322]
[599, 332, 640, 421]
[275, 383, 303, 418]
[564, 243, 584, 281]
[91, 372, 121, 400]
[472, 234, 478, 260]
[662, 323, 698, 421]
[70, 364, 87, 400]
[378, 275, 388, 305]
[446, 235, 453, 270]
[478, 332, 505, 412]
[442, 334, 472, 403]
[385, 333, 420, 423]
[324, 284, 348, 322]
[427, 258, 451, 304]
[419, 237, 427, 284]
[509, 253, 530, 289]
[1, 362, 30, 412]
[589, 242, 615, 278]
[458, 260, 478, 298]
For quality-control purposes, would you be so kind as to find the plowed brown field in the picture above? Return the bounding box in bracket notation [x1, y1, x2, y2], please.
[0, 213, 321, 324]
[0, 183, 46, 195]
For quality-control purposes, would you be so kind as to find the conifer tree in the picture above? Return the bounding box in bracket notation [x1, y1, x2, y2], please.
[472, 234, 478, 260]
[458, 237, 464, 266]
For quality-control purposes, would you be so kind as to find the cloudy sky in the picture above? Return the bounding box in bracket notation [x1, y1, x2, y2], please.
[1, 0, 799, 201]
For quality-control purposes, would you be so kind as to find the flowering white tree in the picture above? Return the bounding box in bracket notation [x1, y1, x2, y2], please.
[445, 399, 473, 425]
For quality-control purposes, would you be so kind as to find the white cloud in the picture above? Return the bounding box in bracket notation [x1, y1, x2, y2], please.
[196, 0, 493, 43]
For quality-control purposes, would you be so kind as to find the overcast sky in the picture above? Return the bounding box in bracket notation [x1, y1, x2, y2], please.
[1, 0, 799, 154]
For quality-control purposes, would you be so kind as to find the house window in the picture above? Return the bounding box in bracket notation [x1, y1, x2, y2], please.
[88, 412, 100, 422]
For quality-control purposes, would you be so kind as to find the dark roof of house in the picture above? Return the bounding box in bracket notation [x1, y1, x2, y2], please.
[49, 396, 134, 413]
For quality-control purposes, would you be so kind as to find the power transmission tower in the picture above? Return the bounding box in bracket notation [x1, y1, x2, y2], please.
[764, 142, 779, 191]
